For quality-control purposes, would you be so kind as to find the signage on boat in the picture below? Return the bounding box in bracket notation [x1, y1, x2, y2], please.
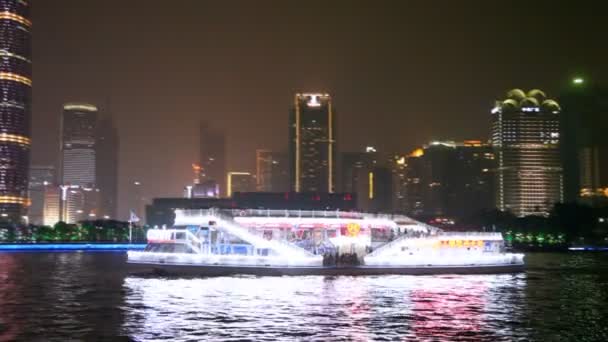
[147, 230, 175, 242]
[346, 222, 361, 236]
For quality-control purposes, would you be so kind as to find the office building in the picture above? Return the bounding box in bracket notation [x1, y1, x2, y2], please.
[200, 122, 226, 196]
[95, 115, 119, 218]
[28, 165, 55, 225]
[559, 80, 608, 205]
[0, 0, 31, 223]
[289, 93, 336, 193]
[405, 141, 495, 220]
[43, 186, 60, 226]
[61, 103, 98, 187]
[60, 185, 100, 224]
[491, 89, 562, 216]
[256, 150, 289, 192]
[226, 172, 254, 197]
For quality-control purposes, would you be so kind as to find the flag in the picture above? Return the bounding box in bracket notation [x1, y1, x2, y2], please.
[129, 210, 140, 223]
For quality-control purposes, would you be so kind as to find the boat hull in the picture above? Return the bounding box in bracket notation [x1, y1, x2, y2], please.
[127, 261, 525, 276]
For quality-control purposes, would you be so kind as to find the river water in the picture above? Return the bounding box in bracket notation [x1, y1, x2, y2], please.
[0, 252, 606, 341]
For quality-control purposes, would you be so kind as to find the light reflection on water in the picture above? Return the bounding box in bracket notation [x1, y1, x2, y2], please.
[122, 274, 528, 341]
[1, 253, 607, 341]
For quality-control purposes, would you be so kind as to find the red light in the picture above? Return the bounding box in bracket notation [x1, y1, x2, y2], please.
[344, 193, 352, 201]
[284, 192, 289, 200]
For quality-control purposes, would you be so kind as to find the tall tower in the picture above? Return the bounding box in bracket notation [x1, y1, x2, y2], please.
[289, 93, 335, 193]
[96, 114, 119, 218]
[200, 122, 226, 196]
[491, 89, 562, 217]
[0, 0, 31, 223]
[61, 103, 98, 187]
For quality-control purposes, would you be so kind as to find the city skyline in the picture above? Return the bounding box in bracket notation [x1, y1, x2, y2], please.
[26, 0, 608, 220]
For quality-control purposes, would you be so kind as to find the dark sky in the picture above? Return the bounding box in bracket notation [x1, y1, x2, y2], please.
[31, 0, 606, 219]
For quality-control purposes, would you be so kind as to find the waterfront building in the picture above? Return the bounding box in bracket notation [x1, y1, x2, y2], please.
[95, 115, 119, 218]
[0, 0, 32, 223]
[60, 185, 100, 224]
[559, 79, 608, 206]
[226, 172, 254, 197]
[405, 140, 495, 220]
[200, 122, 226, 196]
[491, 89, 562, 216]
[28, 165, 55, 225]
[61, 103, 98, 187]
[43, 186, 60, 226]
[289, 93, 336, 193]
[256, 150, 289, 192]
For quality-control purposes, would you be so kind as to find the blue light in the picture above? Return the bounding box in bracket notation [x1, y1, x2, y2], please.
[0, 243, 147, 252]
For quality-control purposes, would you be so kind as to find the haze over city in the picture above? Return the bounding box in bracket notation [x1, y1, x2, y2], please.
[30, 0, 606, 219]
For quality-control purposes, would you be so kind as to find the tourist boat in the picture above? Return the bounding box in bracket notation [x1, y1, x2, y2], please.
[127, 209, 524, 276]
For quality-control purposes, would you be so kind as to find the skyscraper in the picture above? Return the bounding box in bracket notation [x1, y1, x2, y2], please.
[96, 115, 119, 218]
[61, 103, 98, 187]
[289, 93, 335, 193]
[28, 165, 55, 225]
[256, 150, 289, 192]
[491, 89, 562, 217]
[404, 141, 495, 220]
[559, 79, 608, 206]
[200, 122, 226, 196]
[0, 0, 31, 223]
[226, 172, 254, 197]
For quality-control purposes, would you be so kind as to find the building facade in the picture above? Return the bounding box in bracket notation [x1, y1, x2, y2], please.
[28, 165, 55, 225]
[95, 115, 119, 218]
[405, 141, 496, 220]
[61, 103, 98, 187]
[491, 89, 562, 216]
[200, 122, 226, 196]
[559, 80, 608, 206]
[289, 93, 336, 193]
[0, 0, 31, 224]
[256, 150, 289, 192]
[226, 172, 254, 197]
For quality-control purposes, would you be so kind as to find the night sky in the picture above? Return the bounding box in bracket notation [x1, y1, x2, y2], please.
[31, 0, 606, 219]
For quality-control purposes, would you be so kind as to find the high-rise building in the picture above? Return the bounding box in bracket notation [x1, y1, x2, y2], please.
[226, 172, 254, 197]
[28, 165, 55, 225]
[95, 115, 119, 218]
[61, 103, 98, 187]
[200, 122, 226, 196]
[256, 150, 289, 192]
[0, 0, 32, 224]
[405, 141, 496, 220]
[491, 89, 562, 217]
[559, 79, 608, 206]
[60, 185, 100, 224]
[289, 93, 336, 193]
[340, 147, 400, 213]
[43, 186, 60, 226]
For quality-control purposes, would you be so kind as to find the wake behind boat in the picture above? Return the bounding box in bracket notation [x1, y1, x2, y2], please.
[127, 209, 524, 276]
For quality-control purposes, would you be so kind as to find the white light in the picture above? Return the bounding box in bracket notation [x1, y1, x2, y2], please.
[365, 146, 377, 153]
[0, 213, 7, 217]
[134, 181, 141, 186]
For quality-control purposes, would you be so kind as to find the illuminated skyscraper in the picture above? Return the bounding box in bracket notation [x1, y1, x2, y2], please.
[256, 149, 289, 192]
[96, 115, 119, 218]
[226, 172, 254, 197]
[404, 141, 495, 219]
[61, 103, 98, 187]
[289, 93, 335, 193]
[200, 122, 226, 196]
[28, 165, 55, 225]
[559, 80, 608, 205]
[491, 89, 562, 216]
[0, 0, 31, 223]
